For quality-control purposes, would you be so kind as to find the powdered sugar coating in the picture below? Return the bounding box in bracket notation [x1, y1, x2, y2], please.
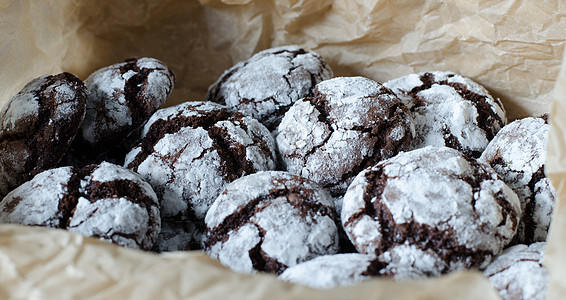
[207, 45, 333, 130]
[68, 197, 152, 249]
[0, 73, 86, 197]
[278, 253, 377, 289]
[377, 244, 449, 280]
[125, 101, 277, 250]
[483, 242, 548, 300]
[341, 146, 521, 277]
[0, 167, 74, 227]
[480, 117, 554, 244]
[384, 71, 506, 158]
[77, 57, 174, 154]
[0, 162, 160, 250]
[276, 76, 415, 196]
[204, 171, 339, 275]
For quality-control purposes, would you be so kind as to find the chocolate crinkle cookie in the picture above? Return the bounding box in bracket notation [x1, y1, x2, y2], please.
[125, 101, 278, 251]
[67, 57, 174, 166]
[278, 253, 380, 289]
[0, 161, 160, 250]
[276, 76, 415, 196]
[206, 45, 333, 130]
[341, 146, 521, 280]
[204, 171, 340, 275]
[384, 71, 506, 158]
[480, 116, 554, 244]
[483, 242, 548, 300]
[0, 73, 87, 197]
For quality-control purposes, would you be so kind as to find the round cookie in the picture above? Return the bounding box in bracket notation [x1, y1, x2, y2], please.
[125, 101, 278, 250]
[383, 71, 506, 158]
[0, 162, 160, 250]
[480, 116, 554, 244]
[483, 242, 548, 300]
[0, 73, 87, 197]
[206, 45, 333, 130]
[278, 253, 379, 289]
[276, 76, 415, 196]
[341, 146, 521, 279]
[69, 57, 174, 165]
[204, 171, 340, 275]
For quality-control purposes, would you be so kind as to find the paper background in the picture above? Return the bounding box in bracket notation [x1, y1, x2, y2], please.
[1, 0, 565, 298]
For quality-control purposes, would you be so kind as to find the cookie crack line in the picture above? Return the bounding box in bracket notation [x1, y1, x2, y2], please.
[26, 73, 86, 178]
[521, 166, 546, 243]
[126, 105, 233, 171]
[206, 122, 256, 182]
[248, 223, 288, 274]
[282, 91, 335, 161]
[335, 103, 413, 192]
[59, 165, 95, 229]
[66, 207, 100, 229]
[205, 183, 335, 248]
[447, 81, 502, 141]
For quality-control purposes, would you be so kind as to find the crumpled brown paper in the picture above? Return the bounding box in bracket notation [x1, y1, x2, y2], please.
[0, 0, 565, 299]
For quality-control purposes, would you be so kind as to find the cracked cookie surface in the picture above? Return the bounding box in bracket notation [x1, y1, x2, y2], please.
[206, 45, 333, 130]
[125, 101, 278, 251]
[0, 73, 87, 197]
[341, 146, 521, 279]
[384, 71, 506, 158]
[204, 171, 340, 275]
[0, 162, 160, 250]
[480, 116, 554, 244]
[276, 76, 415, 196]
[69, 57, 174, 166]
[483, 242, 548, 300]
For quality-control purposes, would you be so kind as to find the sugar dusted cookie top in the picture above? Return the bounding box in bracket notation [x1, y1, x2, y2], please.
[384, 71, 506, 158]
[483, 242, 548, 300]
[204, 171, 340, 275]
[207, 45, 333, 130]
[279, 253, 379, 289]
[276, 76, 415, 196]
[341, 146, 521, 279]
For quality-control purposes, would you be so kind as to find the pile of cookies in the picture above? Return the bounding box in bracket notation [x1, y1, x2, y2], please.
[0, 46, 552, 299]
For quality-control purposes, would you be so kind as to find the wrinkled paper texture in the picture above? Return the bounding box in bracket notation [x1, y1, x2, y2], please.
[1, 0, 565, 299]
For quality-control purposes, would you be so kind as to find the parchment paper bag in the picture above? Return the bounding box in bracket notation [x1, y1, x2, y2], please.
[1, 0, 566, 299]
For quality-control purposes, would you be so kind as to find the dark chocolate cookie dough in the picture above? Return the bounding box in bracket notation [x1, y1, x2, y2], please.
[206, 45, 333, 130]
[384, 71, 506, 158]
[341, 146, 521, 279]
[276, 76, 415, 196]
[0, 162, 160, 250]
[0, 73, 86, 197]
[204, 171, 340, 275]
